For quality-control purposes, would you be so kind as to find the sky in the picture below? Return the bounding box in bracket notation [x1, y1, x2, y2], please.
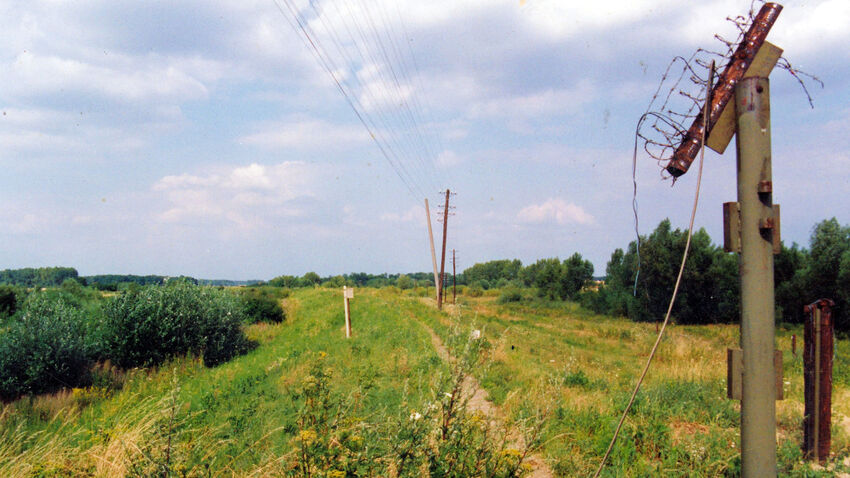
[1, 0, 848, 281]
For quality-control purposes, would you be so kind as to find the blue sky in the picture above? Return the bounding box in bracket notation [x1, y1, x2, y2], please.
[1, 0, 848, 280]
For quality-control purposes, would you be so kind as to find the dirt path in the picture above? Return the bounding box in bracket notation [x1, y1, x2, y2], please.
[421, 322, 553, 478]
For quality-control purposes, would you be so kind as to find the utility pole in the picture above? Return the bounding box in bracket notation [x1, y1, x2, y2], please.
[452, 249, 457, 304]
[425, 199, 440, 305]
[437, 189, 450, 310]
[735, 76, 778, 477]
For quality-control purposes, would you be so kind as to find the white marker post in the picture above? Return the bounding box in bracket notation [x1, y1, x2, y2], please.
[343, 286, 354, 338]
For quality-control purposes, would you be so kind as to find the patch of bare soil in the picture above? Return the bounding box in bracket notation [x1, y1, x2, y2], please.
[421, 323, 552, 478]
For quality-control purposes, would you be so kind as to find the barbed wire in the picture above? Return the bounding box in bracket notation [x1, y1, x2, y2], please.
[637, 0, 823, 180]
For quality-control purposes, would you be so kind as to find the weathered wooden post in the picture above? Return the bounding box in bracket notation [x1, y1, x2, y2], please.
[425, 199, 440, 305]
[343, 286, 354, 338]
[803, 299, 834, 462]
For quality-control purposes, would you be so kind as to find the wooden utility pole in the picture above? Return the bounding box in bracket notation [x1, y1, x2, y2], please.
[437, 189, 450, 309]
[452, 249, 457, 304]
[425, 199, 440, 305]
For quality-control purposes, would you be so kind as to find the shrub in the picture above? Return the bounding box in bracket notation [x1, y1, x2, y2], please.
[242, 294, 285, 324]
[466, 285, 484, 298]
[0, 295, 93, 401]
[102, 283, 253, 368]
[497, 287, 523, 304]
[0, 285, 22, 319]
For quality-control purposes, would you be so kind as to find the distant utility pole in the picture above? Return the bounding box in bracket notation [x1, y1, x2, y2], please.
[437, 189, 451, 309]
[452, 249, 457, 304]
[425, 199, 440, 305]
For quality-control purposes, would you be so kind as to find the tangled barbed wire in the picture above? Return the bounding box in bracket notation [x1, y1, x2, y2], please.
[637, 0, 823, 180]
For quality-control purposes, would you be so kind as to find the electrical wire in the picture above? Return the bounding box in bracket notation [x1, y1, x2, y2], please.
[593, 60, 715, 478]
[272, 0, 445, 202]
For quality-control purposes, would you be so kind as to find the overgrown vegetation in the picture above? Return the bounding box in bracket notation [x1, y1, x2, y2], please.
[0, 281, 268, 402]
[0, 294, 94, 401]
[102, 281, 254, 368]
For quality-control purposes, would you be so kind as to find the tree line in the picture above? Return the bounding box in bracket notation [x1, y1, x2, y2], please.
[454, 217, 850, 333]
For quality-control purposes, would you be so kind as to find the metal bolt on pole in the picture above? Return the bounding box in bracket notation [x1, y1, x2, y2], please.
[735, 76, 777, 477]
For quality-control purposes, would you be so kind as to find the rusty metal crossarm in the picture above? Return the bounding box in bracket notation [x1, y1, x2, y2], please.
[665, 2, 783, 178]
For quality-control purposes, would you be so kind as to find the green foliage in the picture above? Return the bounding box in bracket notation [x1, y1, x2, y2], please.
[0, 267, 79, 288]
[462, 259, 522, 287]
[806, 218, 850, 333]
[775, 241, 810, 324]
[601, 219, 739, 324]
[0, 285, 23, 319]
[396, 274, 413, 290]
[269, 274, 302, 288]
[241, 292, 286, 324]
[497, 286, 523, 304]
[102, 283, 253, 368]
[83, 274, 166, 290]
[522, 254, 593, 301]
[0, 295, 93, 401]
[302, 272, 322, 287]
[561, 252, 594, 300]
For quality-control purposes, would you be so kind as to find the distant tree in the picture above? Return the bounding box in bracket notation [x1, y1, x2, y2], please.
[323, 275, 347, 288]
[462, 260, 522, 287]
[0, 267, 79, 287]
[269, 275, 301, 288]
[396, 274, 413, 290]
[805, 218, 850, 332]
[302, 272, 321, 287]
[528, 258, 562, 300]
[561, 253, 594, 300]
[597, 219, 738, 324]
[774, 242, 810, 324]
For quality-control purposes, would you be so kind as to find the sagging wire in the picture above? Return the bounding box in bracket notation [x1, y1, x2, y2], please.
[271, 0, 446, 202]
[594, 60, 715, 478]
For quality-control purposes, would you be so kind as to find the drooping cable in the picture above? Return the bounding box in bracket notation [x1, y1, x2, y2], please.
[593, 61, 715, 478]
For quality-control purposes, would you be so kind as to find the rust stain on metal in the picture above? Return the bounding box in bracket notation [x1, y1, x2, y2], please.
[803, 299, 835, 463]
[666, 3, 783, 178]
[758, 180, 773, 193]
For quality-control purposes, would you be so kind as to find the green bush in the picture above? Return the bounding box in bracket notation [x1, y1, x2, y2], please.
[102, 283, 253, 368]
[0, 295, 93, 401]
[497, 286, 523, 304]
[466, 285, 484, 298]
[0, 285, 22, 319]
[242, 294, 285, 324]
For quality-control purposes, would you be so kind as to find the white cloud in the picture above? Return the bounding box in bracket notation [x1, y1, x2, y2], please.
[380, 205, 422, 223]
[240, 118, 370, 151]
[435, 150, 463, 168]
[153, 162, 317, 226]
[468, 81, 595, 119]
[7, 51, 210, 103]
[517, 198, 595, 225]
[520, 0, 677, 39]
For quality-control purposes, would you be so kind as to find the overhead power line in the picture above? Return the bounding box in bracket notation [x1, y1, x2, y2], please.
[272, 0, 446, 201]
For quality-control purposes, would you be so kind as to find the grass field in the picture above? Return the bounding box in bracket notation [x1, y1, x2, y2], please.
[1, 287, 848, 476]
